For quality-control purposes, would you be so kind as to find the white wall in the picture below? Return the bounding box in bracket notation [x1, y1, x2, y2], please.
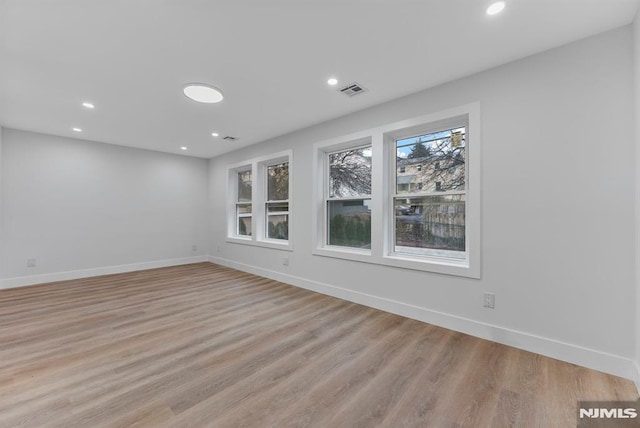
[634, 10, 640, 390]
[0, 129, 209, 287]
[209, 26, 636, 379]
[0, 128, 3, 282]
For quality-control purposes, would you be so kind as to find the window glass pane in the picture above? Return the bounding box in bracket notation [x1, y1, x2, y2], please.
[267, 202, 288, 213]
[238, 217, 252, 236]
[396, 127, 465, 194]
[329, 147, 371, 198]
[394, 195, 465, 259]
[267, 202, 289, 240]
[327, 200, 371, 249]
[237, 170, 252, 202]
[237, 203, 252, 214]
[267, 163, 289, 201]
[267, 214, 289, 240]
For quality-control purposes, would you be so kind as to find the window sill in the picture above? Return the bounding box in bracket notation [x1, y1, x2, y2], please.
[382, 254, 477, 278]
[226, 236, 292, 251]
[313, 246, 479, 278]
[312, 246, 371, 264]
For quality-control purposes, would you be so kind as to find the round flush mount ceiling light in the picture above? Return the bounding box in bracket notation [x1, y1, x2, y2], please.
[82, 102, 95, 109]
[180, 146, 188, 151]
[211, 132, 219, 137]
[183, 83, 224, 103]
[72, 127, 82, 132]
[486, 1, 505, 15]
[327, 78, 338, 86]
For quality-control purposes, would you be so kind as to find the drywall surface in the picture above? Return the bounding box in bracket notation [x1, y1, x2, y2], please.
[1, 129, 209, 285]
[634, 10, 640, 390]
[209, 27, 635, 378]
[0, 128, 3, 281]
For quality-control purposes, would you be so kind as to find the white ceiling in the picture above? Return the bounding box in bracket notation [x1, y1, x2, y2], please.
[1, 0, 638, 159]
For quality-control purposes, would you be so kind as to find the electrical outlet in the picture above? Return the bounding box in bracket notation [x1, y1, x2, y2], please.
[191, 245, 197, 252]
[483, 292, 495, 309]
[282, 256, 289, 266]
[27, 258, 37, 268]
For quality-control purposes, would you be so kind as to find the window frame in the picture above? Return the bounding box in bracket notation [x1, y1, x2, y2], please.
[226, 150, 293, 251]
[324, 143, 373, 252]
[312, 103, 480, 278]
[235, 167, 253, 238]
[263, 159, 290, 242]
[227, 164, 253, 242]
[313, 136, 374, 262]
[386, 116, 469, 265]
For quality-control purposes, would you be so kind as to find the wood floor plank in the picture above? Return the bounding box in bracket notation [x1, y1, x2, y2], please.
[0, 262, 637, 428]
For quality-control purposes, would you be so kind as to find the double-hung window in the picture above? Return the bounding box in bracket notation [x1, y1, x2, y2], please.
[326, 145, 372, 250]
[313, 103, 480, 278]
[265, 162, 289, 240]
[392, 124, 466, 260]
[227, 150, 292, 250]
[236, 168, 252, 237]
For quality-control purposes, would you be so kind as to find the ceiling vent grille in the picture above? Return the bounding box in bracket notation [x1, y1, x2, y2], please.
[223, 136, 238, 141]
[338, 82, 367, 97]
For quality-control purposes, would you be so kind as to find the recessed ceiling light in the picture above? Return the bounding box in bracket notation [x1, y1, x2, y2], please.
[180, 146, 188, 150]
[72, 127, 82, 132]
[183, 83, 224, 103]
[82, 102, 95, 109]
[211, 132, 219, 137]
[327, 78, 338, 86]
[486, 1, 505, 15]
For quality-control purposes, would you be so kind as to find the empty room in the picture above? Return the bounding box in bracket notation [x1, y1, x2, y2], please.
[2, 0, 640, 427]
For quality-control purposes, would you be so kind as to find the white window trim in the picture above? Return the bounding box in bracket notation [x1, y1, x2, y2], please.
[226, 150, 293, 251]
[313, 136, 374, 262]
[259, 155, 291, 245]
[227, 163, 253, 242]
[324, 142, 372, 252]
[312, 103, 481, 278]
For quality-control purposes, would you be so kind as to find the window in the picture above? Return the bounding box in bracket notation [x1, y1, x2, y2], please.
[236, 168, 252, 236]
[227, 150, 292, 250]
[326, 146, 372, 249]
[394, 126, 466, 260]
[313, 103, 480, 278]
[266, 162, 289, 240]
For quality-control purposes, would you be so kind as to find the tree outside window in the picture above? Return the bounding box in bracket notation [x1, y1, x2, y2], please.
[327, 147, 371, 249]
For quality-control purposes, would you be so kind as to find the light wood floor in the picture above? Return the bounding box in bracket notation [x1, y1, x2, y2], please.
[0, 263, 636, 428]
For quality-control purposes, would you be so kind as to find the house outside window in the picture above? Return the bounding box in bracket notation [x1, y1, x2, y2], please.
[394, 126, 466, 260]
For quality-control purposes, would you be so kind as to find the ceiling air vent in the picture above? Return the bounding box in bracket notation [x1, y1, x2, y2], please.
[223, 136, 239, 141]
[338, 82, 367, 97]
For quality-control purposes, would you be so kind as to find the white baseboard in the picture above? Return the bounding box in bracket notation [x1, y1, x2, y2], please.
[0, 256, 208, 289]
[210, 255, 636, 382]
